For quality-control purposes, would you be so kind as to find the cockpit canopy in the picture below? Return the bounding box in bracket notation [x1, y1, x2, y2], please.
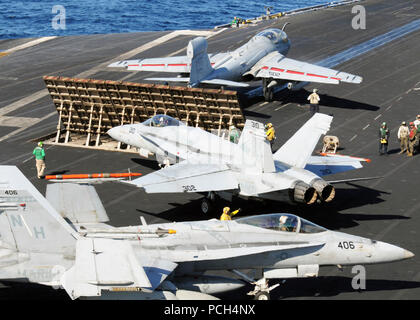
[142, 114, 185, 127]
[235, 213, 327, 234]
[255, 28, 288, 44]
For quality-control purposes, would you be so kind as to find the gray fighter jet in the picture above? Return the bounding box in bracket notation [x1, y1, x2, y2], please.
[108, 114, 371, 213]
[108, 27, 362, 101]
[0, 166, 413, 300]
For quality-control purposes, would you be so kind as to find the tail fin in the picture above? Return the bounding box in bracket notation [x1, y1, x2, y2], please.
[234, 120, 275, 173]
[187, 37, 213, 86]
[0, 166, 79, 253]
[273, 113, 333, 168]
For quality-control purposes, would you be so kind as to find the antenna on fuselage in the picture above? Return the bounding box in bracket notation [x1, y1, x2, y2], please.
[281, 22, 290, 31]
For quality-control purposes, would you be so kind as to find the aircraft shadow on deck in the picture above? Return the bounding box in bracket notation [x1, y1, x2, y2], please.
[239, 87, 379, 113]
[279, 89, 380, 111]
[0, 281, 69, 300]
[216, 276, 420, 300]
[272, 276, 420, 299]
[130, 157, 161, 171]
[133, 181, 408, 231]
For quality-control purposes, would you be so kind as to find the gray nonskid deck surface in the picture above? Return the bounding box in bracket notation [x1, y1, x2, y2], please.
[0, 0, 419, 300]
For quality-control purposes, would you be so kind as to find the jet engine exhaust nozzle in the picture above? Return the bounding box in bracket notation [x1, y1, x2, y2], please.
[292, 181, 317, 205]
[312, 179, 336, 202]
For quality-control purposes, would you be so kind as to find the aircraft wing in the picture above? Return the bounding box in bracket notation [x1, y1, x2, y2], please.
[46, 183, 109, 224]
[108, 56, 191, 73]
[126, 162, 238, 193]
[255, 53, 362, 84]
[108, 53, 230, 73]
[304, 153, 371, 177]
[61, 238, 178, 299]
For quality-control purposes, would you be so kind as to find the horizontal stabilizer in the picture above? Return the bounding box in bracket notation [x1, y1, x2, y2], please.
[145, 77, 190, 83]
[305, 154, 370, 177]
[327, 176, 382, 184]
[201, 79, 249, 87]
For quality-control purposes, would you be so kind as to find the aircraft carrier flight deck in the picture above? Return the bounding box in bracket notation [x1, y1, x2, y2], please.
[0, 0, 419, 300]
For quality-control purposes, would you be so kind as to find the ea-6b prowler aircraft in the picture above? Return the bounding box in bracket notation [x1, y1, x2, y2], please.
[108, 27, 362, 101]
[0, 166, 413, 300]
[108, 114, 371, 213]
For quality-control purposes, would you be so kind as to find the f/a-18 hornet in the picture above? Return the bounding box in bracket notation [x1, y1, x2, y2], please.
[0, 166, 413, 300]
[108, 27, 362, 101]
[108, 113, 372, 213]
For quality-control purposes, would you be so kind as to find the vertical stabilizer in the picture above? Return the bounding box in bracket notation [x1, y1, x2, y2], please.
[187, 37, 213, 86]
[0, 166, 79, 253]
[273, 113, 333, 168]
[234, 120, 276, 173]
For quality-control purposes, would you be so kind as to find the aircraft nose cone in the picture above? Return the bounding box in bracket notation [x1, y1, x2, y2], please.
[404, 249, 415, 260]
[374, 241, 414, 263]
[107, 126, 120, 140]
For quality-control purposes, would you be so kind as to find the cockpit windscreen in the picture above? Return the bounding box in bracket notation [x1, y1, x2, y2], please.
[142, 115, 185, 127]
[235, 213, 327, 234]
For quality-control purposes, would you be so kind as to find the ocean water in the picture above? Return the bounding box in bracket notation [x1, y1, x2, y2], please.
[0, 0, 337, 39]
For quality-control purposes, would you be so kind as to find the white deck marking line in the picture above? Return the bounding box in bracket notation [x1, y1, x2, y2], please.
[259, 102, 269, 107]
[2, 36, 56, 54]
[362, 124, 370, 130]
[374, 114, 382, 120]
[275, 103, 290, 111]
[0, 89, 49, 117]
[168, 28, 226, 57]
[349, 134, 357, 142]
[0, 111, 56, 143]
[0, 29, 226, 141]
[386, 105, 392, 111]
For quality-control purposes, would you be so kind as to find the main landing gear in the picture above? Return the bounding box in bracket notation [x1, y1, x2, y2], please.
[262, 78, 274, 102]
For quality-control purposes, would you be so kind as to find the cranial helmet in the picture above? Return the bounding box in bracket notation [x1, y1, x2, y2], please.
[223, 207, 230, 214]
[279, 215, 288, 224]
[38, 141, 43, 147]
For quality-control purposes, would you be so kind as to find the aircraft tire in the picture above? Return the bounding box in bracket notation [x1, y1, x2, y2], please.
[264, 88, 273, 102]
[254, 291, 270, 300]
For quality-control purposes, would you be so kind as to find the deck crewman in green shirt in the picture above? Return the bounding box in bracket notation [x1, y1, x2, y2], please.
[33, 142, 46, 179]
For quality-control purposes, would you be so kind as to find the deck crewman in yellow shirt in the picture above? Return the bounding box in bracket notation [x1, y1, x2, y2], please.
[220, 207, 241, 221]
[265, 123, 276, 152]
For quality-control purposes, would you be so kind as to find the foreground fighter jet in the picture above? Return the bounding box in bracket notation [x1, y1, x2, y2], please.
[108, 27, 362, 101]
[0, 166, 413, 300]
[108, 114, 371, 213]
